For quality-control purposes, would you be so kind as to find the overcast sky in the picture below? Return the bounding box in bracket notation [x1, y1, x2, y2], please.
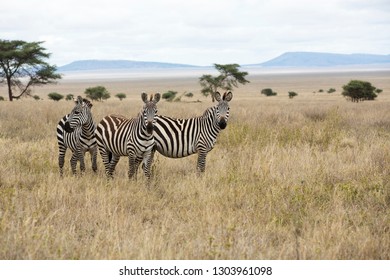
[1, 0, 389, 66]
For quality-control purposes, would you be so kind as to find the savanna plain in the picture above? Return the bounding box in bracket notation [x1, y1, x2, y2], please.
[0, 69, 389, 259]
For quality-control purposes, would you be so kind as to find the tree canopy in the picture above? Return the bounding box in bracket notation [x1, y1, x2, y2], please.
[342, 80, 379, 102]
[85, 86, 110, 101]
[115, 93, 126, 101]
[199, 63, 249, 102]
[0, 39, 62, 101]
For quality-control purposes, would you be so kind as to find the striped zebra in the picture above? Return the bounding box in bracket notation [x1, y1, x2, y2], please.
[153, 91, 233, 173]
[57, 96, 97, 176]
[95, 92, 160, 180]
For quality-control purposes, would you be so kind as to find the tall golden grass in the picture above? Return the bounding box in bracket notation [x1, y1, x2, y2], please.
[0, 71, 389, 259]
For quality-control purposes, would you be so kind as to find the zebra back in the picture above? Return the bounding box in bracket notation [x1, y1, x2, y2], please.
[153, 91, 233, 162]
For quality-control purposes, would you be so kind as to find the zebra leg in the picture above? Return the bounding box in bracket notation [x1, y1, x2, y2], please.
[108, 155, 120, 178]
[58, 146, 67, 177]
[91, 147, 98, 173]
[128, 155, 138, 180]
[78, 149, 86, 174]
[196, 151, 207, 173]
[98, 147, 112, 178]
[70, 153, 78, 175]
[142, 151, 154, 180]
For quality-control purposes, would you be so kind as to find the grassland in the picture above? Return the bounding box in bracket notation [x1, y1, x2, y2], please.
[0, 70, 389, 259]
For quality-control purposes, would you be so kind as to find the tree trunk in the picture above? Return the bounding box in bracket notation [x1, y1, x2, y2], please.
[7, 77, 13, 101]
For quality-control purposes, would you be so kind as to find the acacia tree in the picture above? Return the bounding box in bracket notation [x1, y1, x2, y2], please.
[85, 86, 110, 101]
[342, 80, 379, 102]
[0, 39, 62, 101]
[199, 63, 249, 102]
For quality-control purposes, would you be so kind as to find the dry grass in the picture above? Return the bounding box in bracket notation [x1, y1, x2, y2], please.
[0, 70, 389, 259]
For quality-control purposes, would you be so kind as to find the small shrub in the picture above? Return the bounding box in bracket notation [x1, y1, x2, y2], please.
[375, 89, 383, 94]
[327, 88, 336, 93]
[162, 90, 178, 102]
[33, 95, 40, 101]
[65, 94, 74, 101]
[0, 96, 5, 101]
[261, 88, 277, 96]
[318, 89, 324, 93]
[48, 92, 64, 101]
[184, 92, 193, 98]
[115, 93, 126, 101]
[288, 91, 298, 99]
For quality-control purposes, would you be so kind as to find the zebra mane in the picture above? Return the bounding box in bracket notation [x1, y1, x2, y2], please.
[83, 98, 93, 108]
[74, 96, 93, 108]
[202, 106, 216, 118]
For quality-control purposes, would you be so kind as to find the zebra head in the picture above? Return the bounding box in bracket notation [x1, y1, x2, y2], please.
[214, 91, 233, 130]
[64, 96, 93, 133]
[141, 92, 161, 134]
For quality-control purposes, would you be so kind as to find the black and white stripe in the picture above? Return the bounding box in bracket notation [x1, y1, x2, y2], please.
[95, 93, 160, 180]
[57, 96, 97, 176]
[153, 91, 233, 173]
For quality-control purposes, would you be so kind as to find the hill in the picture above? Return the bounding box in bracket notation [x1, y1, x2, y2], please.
[57, 53, 390, 72]
[58, 59, 199, 71]
[256, 52, 390, 67]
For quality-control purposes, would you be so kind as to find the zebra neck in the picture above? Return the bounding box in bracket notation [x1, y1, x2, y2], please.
[203, 107, 221, 132]
[81, 119, 95, 138]
[138, 113, 153, 137]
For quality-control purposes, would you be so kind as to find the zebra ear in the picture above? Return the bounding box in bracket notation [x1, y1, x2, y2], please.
[214, 92, 222, 102]
[141, 92, 148, 103]
[224, 91, 233, 102]
[154, 93, 161, 103]
[75, 96, 83, 105]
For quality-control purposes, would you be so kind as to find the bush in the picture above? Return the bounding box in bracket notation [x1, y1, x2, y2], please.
[261, 88, 277, 96]
[288, 91, 298, 99]
[184, 92, 193, 98]
[48, 92, 64, 101]
[375, 89, 383, 94]
[342, 80, 378, 102]
[0, 96, 5, 101]
[327, 88, 336, 93]
[162, 90, 178, 102]
[85, 86, 110, 101]
[115, 93, 126, 101]
[65, 94, 74, 101]
[33, 95, 40, 101]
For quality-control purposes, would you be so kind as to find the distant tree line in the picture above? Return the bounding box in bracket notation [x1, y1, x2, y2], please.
[258, 80, 382, 101]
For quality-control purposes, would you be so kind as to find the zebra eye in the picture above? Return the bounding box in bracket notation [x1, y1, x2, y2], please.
[74, 111, 80, 114]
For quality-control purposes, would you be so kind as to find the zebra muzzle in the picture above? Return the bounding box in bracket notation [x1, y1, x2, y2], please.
[64, 122, 74, 133]
[219, 119, 227, 129]
[146, 122, 154, 134]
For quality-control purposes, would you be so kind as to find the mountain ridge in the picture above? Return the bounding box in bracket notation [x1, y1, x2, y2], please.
[255, 52, 390, 67]
[58, 59, 199, 71]
[58, 52, 390, 71]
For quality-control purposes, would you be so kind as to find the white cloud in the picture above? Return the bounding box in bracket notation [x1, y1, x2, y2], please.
[1, 0, 389, 66]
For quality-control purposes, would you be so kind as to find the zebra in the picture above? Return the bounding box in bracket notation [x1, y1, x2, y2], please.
[57, 96, 97, 176]
[95, 92, 161, 180]
[153, 91, 233, 173]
